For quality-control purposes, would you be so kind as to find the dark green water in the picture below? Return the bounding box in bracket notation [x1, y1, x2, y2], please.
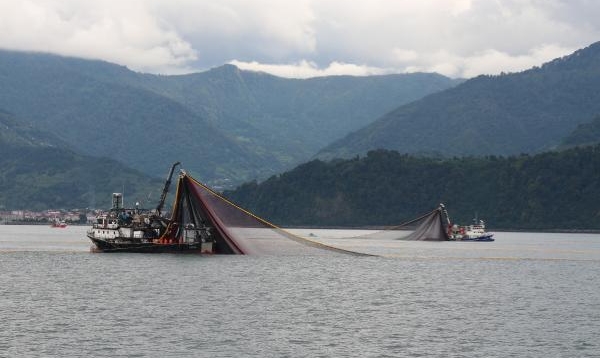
[1, 226, 599, 357]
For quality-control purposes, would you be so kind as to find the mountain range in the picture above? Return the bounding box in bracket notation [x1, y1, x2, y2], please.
[317, 41, 600, 159]
[0, 50, 460, 184]
[3, 41, 600, 213]
[0, 110, 162, 210]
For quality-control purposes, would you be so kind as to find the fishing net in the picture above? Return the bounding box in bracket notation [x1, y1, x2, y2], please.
[167, 171, 368, 255]
[162, 170, 449, 255]
[347, 205, 450, 241]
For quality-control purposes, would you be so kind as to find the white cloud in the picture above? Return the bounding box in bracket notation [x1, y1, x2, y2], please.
[398, 44, 577, 78]
[0, 0, 197, 73]
[152, 0, 317, 65]
[229, 59, 389, 78]
[460, 44, 577, 78]
[393, 49, 420, 63]
[0, 0, 598, 77]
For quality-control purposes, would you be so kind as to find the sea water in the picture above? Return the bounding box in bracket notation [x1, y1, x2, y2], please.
[1, 225, 599, 357]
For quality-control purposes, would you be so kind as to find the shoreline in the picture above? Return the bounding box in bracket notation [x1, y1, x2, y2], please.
[1, 221, 88, 226]
[3, 221, 600, 234]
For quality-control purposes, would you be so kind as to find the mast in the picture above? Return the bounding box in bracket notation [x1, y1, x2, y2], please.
[155, 162, 181, 216]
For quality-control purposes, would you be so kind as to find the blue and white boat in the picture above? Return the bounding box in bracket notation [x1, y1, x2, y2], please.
[459, 220, 494, 241]
[449, 219, 495, 241]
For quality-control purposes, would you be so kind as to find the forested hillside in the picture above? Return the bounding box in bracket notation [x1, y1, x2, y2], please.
[0, 110, 162, 210]
[0, 50, 459, 184]
[0, 52, 265, 182]
[318, 41, 600, 160]
[226, 146, 600, 231]
[561, 115, 600, 148]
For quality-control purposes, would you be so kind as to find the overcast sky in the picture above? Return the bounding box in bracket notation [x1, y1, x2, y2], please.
[0, 0, 598, 78]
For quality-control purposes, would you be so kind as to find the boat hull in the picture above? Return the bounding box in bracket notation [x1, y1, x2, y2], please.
[88, 236, 213, 253]
[459, 234, 495, 242]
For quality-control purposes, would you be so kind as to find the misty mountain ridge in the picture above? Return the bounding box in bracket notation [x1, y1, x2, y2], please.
[3, 41, 600, 213]
[560, 115, 600, 148]
[0, 49, 460, 184]
[317, 41, 600, 160]
[0, 108, 66, 148]
[0, 110, 161, 210]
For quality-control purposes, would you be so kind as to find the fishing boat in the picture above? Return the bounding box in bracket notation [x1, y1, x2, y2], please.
[50, 218, 67, 228]
[447, 219, 494, 241]
[87, 162, 216, 253]
[441, 205, 494, 241]
[452, 219, 495, 241]
[88, 162, 369, 255]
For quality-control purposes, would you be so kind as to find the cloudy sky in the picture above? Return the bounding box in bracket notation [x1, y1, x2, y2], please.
[0, 0, 598, 78]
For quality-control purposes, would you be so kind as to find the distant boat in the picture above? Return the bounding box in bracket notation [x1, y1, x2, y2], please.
[50, 218, 67, 228]
[439, 204, 494, 241]
[447, 218, 494, 241]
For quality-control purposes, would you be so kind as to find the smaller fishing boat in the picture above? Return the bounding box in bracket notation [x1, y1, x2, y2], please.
[50, 218, 67, 228]
[440, 205, 494, 241]
[453, 219, 495, 241]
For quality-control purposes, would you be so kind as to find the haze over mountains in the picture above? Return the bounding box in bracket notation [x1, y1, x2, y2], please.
[2, 41, 600, 213]
[0, 50, 460, 185]
[318, 41, 600, 159]
[0, 110, 161, 210]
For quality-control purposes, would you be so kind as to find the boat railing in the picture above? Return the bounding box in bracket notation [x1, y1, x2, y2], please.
[91, 222, 119, 229]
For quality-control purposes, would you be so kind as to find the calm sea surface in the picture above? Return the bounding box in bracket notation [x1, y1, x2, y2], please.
[1, 225, 599, 357]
